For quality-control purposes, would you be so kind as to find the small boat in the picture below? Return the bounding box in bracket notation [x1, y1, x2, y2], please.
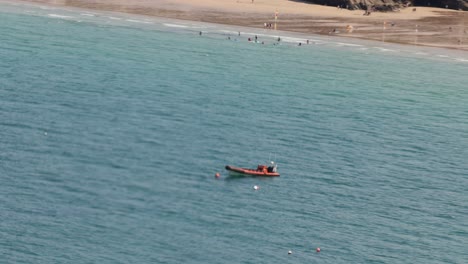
[225, 163, 280, 177]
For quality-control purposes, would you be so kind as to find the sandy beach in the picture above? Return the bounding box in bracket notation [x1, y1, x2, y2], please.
[18, 0, 468, 50]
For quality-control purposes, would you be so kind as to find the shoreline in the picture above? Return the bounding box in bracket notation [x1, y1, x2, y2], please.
[12, 0, 468, 51]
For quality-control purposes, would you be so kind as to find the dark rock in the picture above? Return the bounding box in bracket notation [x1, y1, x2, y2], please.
[296, 0, 468, 11]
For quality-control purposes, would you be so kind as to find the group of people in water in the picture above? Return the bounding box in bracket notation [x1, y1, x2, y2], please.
[246, 35, 313, 46]
[200, 31, 316, 47]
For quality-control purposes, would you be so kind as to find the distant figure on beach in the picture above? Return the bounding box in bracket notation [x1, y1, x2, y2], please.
[298, 42, 302, 46]
[307, 39, 309, 44]
[238, 31, 241, 36]
[277, 37, 281, 42]
[199, 31, 202, 36]
[255, 35, 258, 41]
[248, 37, 251, 41]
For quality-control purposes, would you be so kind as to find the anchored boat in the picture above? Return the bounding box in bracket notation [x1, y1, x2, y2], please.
[225, 162, 279, 177]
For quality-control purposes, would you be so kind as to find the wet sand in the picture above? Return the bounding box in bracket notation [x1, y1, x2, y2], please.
[18, 0, 468, 50]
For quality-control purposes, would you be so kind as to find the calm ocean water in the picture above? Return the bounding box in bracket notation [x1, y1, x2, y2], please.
[1, 2, 467, 263]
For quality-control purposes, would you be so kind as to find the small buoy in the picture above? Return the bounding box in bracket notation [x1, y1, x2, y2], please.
[316, 247, 321, 252]
[253, 185, 259, 190]
[288, 250, 292, 255]
[215, 172, 220, 178]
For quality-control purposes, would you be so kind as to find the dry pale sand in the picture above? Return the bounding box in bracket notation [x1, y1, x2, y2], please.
[19, 0, 468, 50]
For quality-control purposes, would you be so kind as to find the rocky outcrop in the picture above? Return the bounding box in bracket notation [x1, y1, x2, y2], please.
[412, 0, 468, 10]
[303, 0, 404, 10]
[298, 0, 468, 10]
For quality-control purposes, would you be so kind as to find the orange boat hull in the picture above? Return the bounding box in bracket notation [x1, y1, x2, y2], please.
[225, 165, 280, 177]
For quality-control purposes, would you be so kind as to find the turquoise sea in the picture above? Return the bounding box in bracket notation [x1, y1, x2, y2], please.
[1, 1, 467, 263]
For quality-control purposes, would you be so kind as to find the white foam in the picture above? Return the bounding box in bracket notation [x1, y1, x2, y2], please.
[219, 30, 241, 35]
[189, 22, 211, 29]
[454, 58, 468, 62]
[279, 36, 305, 43]
[80, 13, 95, 17]
[335, 42, 363, 47]
[48, 14, 73, 19]
[163, 23, 188, 28]
[126, 19, 153, 24]
[437, 55, 449, 58]
[108, 16, 122, 20]
[373, 47, 397, 52]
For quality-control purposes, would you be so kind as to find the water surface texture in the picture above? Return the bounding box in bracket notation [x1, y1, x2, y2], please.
[1, 2, 467, 263]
